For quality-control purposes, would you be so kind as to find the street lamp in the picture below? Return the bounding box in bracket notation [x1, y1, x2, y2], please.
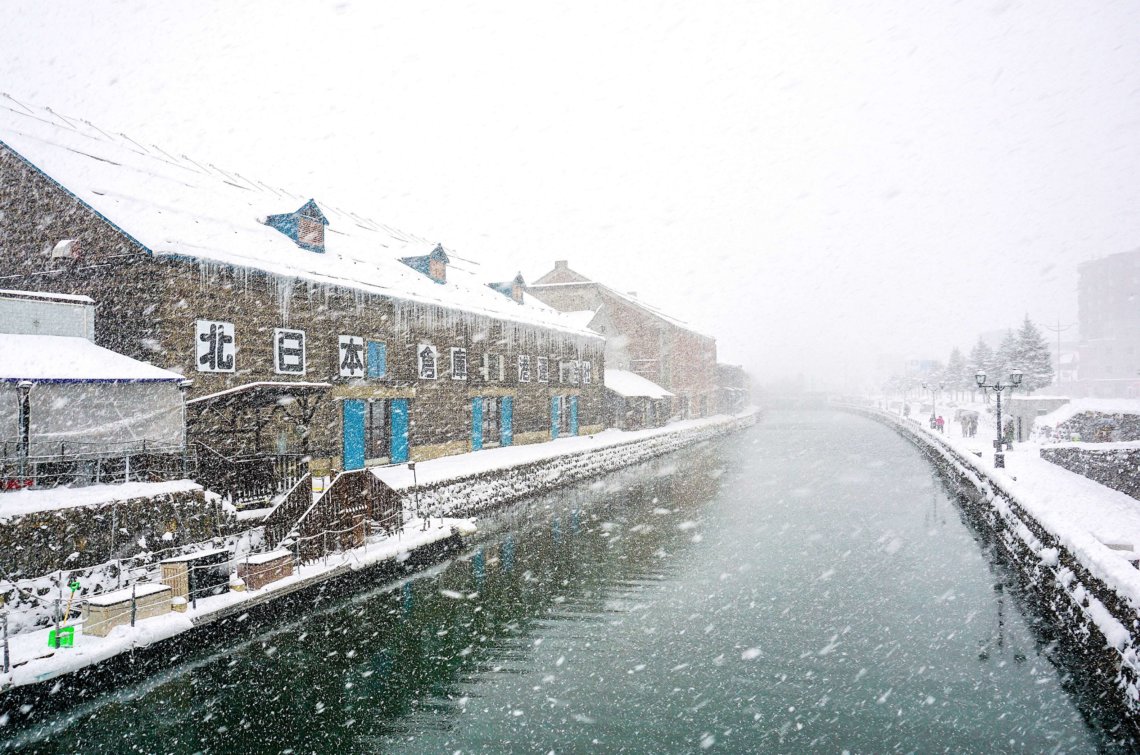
[975, 368, 1023, 468]
[921, 381, 945, 431]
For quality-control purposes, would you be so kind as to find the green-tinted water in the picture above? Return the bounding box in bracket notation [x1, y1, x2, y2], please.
[2, 412, 1117, 752]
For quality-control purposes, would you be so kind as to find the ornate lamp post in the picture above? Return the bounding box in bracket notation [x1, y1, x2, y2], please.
[921, 381, 945, 430]
[975, 369, 1023, 468]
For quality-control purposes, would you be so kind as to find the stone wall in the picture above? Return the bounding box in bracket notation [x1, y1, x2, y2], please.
[0, 486, 230, 578]
[1040, 444, 1140, 500]
[1056, 412, 1140, 443]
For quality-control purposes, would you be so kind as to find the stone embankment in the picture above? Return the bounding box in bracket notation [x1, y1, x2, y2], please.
[848, 405, 1140, 728]
[384, 412, 758, 519]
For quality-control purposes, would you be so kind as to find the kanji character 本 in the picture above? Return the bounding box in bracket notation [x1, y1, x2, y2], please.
[339, 335, 365, 378]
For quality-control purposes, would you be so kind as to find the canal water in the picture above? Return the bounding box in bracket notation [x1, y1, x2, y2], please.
[1, 411, 1119, 752]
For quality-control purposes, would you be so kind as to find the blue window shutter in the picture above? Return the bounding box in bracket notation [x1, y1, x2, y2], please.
[368, 341, 387, 378]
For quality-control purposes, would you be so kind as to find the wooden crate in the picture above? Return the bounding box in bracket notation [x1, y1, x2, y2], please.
[83, 583, 172, 637]
[237, 550, 294, 590]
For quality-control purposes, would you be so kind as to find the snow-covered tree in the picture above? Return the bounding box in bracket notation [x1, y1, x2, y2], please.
[996, 329, 1018, 383]
[943, 347, 969, 399]
[1013, 314, 1054, 393]
[968, 337, 996, 401]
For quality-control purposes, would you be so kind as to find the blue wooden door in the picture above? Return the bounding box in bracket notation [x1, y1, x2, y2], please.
[500, 396, 513, 446]
[471, 397, 484, 451]
[390, 398, 409, 463]
[550, 396, 560, 439]
[342, 399, 366, 470]
[569, 395, 579, 435]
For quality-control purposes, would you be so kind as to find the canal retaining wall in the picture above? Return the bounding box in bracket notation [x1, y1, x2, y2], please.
[399, 412, 758, 519]
[848, 406, 1140, 727]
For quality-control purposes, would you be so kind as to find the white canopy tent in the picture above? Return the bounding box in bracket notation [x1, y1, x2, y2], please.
[0, 334, 187, 458]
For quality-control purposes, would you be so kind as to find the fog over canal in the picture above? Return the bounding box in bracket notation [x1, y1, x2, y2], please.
[6, 412, 1109, 752]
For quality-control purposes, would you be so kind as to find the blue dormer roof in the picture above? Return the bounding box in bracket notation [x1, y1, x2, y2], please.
[400, 244, 450, 281]
[487, 272, 526, 301]
[265, 199, 329, 253]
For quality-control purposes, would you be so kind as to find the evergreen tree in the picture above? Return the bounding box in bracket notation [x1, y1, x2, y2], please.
[1013, 314, 1054, 393]
[996, 329, 1018, 382]
[943, 347, 969, 399]
[968, 337, 996, 401]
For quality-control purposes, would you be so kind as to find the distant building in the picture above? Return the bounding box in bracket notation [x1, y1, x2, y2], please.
[1076, 249, 1140, 397]
[715, 363, 751, 415]
[526, 260, 717, 420]
[0, 101, 605, 502]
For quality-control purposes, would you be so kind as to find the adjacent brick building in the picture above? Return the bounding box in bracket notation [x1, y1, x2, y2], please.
[527, 260, 717, 419]
[0, 101, 604, 492]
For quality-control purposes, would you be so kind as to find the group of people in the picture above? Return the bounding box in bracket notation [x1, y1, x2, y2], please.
[929, 414, 945, 433]
[958, 411, 980, 438]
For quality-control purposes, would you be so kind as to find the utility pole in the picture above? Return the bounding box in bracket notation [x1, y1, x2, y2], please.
[1041, 318, 1076, 387]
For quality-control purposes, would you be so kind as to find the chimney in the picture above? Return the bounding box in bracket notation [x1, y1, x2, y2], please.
[428, 244, 448, 284]
[512, 273, 525, 304]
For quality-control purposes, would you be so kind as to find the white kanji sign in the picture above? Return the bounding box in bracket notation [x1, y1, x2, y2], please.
[195, 320, 236, 373]
[338, 335, 365, 378]
[418, 343, 438, 380]
[274, 328, 306, 375]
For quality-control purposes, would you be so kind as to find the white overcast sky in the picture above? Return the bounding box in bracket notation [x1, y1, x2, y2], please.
[3, 1, 1139, 389]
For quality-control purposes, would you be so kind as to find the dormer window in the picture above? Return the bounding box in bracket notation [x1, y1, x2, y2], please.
[400, 243, 449, 284]
[487, 272, 526, 304]
[264, 199, 329, 253]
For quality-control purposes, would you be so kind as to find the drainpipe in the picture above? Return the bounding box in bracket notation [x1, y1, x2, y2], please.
[16, 380, 33, 483]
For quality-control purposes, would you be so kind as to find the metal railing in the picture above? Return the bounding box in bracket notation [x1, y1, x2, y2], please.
[0, 438, 188, 490]
[192, 442, 309, 506]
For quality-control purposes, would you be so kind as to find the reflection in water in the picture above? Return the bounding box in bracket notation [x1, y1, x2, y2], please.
[1, 413, 1120, 752]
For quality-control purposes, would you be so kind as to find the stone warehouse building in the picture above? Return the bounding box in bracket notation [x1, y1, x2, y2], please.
[0, 100, 604, 493]
[527, 260, 717, 420]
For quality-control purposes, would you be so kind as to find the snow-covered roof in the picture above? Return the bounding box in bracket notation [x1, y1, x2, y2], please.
[0, 288, 93, 304]
[528, 277, 711, 339]
[604, 368, 673, 398]
[0, 333, 185, 382]
[562, 309, 599, 331]
[0, 99, 599, 341]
